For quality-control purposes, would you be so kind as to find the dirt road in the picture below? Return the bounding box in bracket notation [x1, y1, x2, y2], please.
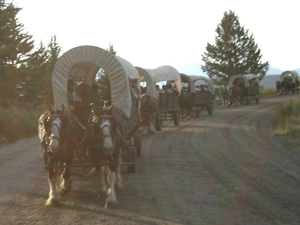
[0, 95, 299, 225]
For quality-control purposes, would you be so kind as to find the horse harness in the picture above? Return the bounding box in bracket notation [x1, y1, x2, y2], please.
[141, 94, 154, 113]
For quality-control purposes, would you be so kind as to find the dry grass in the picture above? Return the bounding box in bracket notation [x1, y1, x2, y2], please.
[0, 104, 44, 145]
[273, 97, 300, 147]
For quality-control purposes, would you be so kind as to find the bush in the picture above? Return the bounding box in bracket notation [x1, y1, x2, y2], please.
[0, 103, 44, 145]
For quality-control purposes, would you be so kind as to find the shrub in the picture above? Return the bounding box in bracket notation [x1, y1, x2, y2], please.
[0, 103, 44, 145]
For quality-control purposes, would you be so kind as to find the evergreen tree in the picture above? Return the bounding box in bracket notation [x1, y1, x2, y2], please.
[23, 41, 49, 104]
[22, 36, 61, 105]
[201, 10, 269, 86]
[0, 0, 34, 104]
[45, 35, 61, 103]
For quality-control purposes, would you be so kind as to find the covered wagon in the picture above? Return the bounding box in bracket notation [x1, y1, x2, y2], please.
[228, 74, 260, 105]
[276, 70, 299, 94]
[52, 45, 142, 172]
[136, 65, 182, 131]
[188, 75, 215, 116]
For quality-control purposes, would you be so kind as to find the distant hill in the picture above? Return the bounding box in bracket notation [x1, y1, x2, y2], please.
[170, 63, 300, 81]
[266, 67, 282, 75]
[260, 74, 280, 89]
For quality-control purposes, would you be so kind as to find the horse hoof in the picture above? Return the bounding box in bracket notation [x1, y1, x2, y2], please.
[105, 198, 119, 208]
[45, 198, 61, 207]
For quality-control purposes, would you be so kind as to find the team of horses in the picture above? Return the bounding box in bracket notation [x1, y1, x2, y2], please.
[38, 102, 123, 207]
[276, 77, 299, 94]
[219, 84, 244, 107]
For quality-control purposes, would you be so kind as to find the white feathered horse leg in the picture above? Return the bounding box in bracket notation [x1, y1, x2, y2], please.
[46, 176, 60, 206]
[105, 170, 118, 208]
[115, 146, 124, 189]
[149, 119, 155, 134]
[97, 166, 108, 194]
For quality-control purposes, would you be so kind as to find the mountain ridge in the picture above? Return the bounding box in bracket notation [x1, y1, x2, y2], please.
[171, 63, 300, 76]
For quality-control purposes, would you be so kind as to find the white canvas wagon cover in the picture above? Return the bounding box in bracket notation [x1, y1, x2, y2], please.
[189, 75, 215, 94]
[180, 73, 196, 93]
[136, 67, 159, 100]
[52, 45, 139, 117]
[228, 74, 260, 88]
[280, 70, 299, 83]
[146, 65, 182, 93]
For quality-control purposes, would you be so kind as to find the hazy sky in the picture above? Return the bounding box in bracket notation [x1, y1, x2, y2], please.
[16, 0, 300, 73]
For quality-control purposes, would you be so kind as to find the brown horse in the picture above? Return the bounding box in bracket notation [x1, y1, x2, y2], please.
[38, 105, 73, 206]
[275, 81, 285, 94]
[38, 103, 123, 207]
[139, 93, 158, 135]
[229, 85, 243, 106]
[178, 89, 194, 121]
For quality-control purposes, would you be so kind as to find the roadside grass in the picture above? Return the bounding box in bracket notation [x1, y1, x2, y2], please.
[0, 104, 45, 145]
[273, 97, 300, 147]
[260, 88, 277, 97]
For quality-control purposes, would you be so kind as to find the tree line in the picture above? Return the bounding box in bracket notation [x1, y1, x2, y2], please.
[0, 0, 62, 106]
[0, 0, 268, 107]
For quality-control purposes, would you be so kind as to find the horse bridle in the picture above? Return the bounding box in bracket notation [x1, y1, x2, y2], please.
[97, 115, 116, 140]
[46, 113, 66, 143]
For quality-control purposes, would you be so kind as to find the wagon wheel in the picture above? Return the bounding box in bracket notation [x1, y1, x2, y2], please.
[195, 107, 201, 117]
[173, 111, 180, 126]
[134, 133, 142, 157]
[155, 113, 163, 131]
[127, 146, 136, 173]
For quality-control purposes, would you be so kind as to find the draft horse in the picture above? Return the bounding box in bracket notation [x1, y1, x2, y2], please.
[38, 102, 123, 207]
[228, 84, 243, 106]
[178, 89, 193, 121]
[220, 86, 229, 107]
[275, 81, 285, 94]
[87, 102, 124, 208]
[38, 104, 72, 206]
[139, 93, 158, 135]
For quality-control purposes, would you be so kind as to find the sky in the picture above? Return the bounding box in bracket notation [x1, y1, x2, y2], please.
[15, 0, 300, 75]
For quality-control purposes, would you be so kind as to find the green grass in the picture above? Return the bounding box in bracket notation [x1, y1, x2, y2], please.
[260, 88, 277, 97]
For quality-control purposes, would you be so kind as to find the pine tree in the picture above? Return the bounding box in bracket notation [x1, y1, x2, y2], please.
[0, 0, 34, 104]
[201, 10, 269, 86]
[45, 35, 61, 103]
[21, 36, 61, 105]
[23, 41, 49, 104]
